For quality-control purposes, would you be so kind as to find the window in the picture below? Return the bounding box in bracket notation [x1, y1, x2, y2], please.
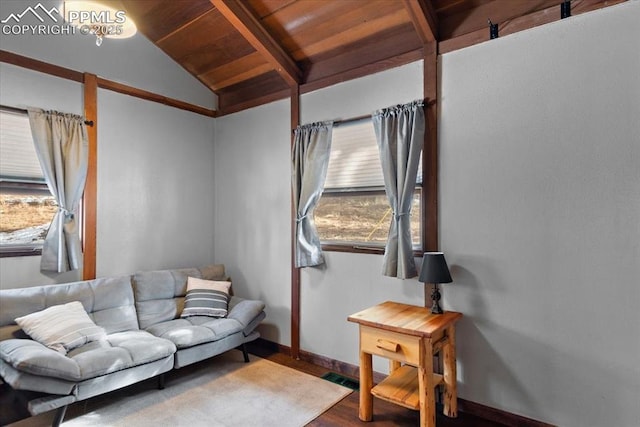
[314, 119, 422, 251]
[0, 108, 55, 257]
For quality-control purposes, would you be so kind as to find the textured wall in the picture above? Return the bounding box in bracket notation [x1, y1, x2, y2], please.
[213, 100, 293, 344]
[439, 3, 640, 426]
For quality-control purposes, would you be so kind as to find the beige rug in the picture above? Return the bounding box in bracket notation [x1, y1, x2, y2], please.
[13, 351, 352, 427]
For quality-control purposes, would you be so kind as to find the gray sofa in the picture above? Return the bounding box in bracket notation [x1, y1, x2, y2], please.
[0, 265, 266, 426]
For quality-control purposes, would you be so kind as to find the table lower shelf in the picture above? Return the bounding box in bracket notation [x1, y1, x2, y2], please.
[371, 365, 444, 410]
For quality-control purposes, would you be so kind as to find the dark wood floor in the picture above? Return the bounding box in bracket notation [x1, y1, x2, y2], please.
[1, 346, 509, 427]
[247, 345, 509, 427]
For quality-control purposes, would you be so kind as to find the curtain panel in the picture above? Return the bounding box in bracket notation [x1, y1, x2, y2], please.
[372, 100, 425, 279]
[28, 109, 88, 273]
[292, 121, 333, 268]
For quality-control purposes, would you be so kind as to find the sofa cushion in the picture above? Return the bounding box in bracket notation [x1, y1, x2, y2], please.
[145, 296, 266, 349]
[133, 268, 201, 329]
[200, 264, 226, 280]
[0, 276, 139, 336]
[133, 265, 228, 329]
[181, 277, 231, 318]
[15, 301, 107, 354]
[0, 331, 176, 382]
[145, 317, 243, 349]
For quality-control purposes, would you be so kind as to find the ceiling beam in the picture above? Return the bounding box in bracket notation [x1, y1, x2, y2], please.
[402, 0, 439, 43]
[210, 0, 302, 87]
[438, 0, 627, 54]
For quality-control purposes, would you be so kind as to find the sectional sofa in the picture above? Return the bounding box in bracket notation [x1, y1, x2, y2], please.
[0, 265, 266, 426]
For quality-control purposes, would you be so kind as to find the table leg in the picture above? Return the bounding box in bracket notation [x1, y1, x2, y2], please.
[389, 359, 401, 374]
[359, 350, 373, 421]
[418, 340, 435, 427]
[442, 325, 458, 417]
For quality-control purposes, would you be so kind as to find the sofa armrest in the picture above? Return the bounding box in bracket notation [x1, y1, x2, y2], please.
[227, 297, 265, 329]
[0, 339, 80, 380]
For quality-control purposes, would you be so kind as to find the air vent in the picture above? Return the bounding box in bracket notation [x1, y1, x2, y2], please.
[321, 372, 359, 390]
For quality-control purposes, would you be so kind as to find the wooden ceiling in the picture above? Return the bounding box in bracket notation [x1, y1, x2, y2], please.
[119, 0, 625, 116]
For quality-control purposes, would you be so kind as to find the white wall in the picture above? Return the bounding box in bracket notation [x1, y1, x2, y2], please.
[213, 99, 292, 344]
[440, 2, 640, 426]
[95, 89, 216, 276]
[0, 3, 217, 288]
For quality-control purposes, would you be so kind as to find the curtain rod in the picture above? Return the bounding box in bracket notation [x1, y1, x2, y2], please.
[318, 98, 435, 128]
[333, 113, 370, 127]
[0, 104, 94, 127]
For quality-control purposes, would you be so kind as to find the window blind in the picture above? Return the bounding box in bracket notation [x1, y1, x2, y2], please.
[324, 119, 422, 192]
[0, 109, 44, 183]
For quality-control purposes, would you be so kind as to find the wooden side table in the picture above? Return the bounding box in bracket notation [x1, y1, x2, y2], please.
[348, 301, 462, 427]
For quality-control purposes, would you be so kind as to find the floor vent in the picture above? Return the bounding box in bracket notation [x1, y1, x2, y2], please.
[321, 372, 359, 390]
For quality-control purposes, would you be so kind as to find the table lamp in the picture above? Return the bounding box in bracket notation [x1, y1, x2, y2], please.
[419, 252, 452, 314]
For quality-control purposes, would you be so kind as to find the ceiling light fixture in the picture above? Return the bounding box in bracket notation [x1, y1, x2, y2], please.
[63, 0, 136, 46]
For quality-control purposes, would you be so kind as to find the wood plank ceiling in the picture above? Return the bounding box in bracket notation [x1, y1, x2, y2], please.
[119, 0, 626, 116]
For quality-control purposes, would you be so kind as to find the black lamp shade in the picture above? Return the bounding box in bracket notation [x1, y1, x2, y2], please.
[419, 252, 452, 284]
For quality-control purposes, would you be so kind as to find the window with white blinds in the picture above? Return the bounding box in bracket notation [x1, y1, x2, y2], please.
[0, 109, 44, 183]
[323, 119, 422, 192]
[0, 108, 54, 255]
[315, 118, 422, 249]
[324, 120, 383, 191]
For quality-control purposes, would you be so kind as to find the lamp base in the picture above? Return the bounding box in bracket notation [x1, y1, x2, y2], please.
[430, 283, 443, 314]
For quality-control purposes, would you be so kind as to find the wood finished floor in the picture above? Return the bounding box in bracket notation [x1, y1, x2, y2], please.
[248, 346, 509, 427]
[1, 346, 509, 427]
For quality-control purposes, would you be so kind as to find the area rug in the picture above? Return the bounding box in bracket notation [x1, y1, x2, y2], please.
[54, 351, 351, 427]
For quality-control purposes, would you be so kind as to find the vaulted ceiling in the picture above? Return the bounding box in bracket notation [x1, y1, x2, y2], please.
[119, 0, 625, 116]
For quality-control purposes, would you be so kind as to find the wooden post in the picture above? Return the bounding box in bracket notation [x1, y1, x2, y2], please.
[290, 84, 301, 360]
[82, 73, 98, 280]
[418, 338, 436, 427]
[423, 41, 439, 306]
[442, 325, 458, 417]
[359, 349, 374, 421]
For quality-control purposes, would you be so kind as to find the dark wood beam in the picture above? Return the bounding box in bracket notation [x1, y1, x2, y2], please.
[211, 0, 302, 87]
[82, 73, 98, 281]
[290, 85, 301, 360]
[217, 88, 290, 117]
[301, 49, 423, 96]
[0, 50, 83, 82]
[0, 50, 216, 117]
[402, 0, 439, 43]
[96, 77, 217, 117]
[439, 0, 627, 54]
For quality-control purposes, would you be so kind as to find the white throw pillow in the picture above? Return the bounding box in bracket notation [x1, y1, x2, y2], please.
[15, 301, 107, 354]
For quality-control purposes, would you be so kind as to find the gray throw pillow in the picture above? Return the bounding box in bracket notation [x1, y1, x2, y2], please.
[181, 277, 231, 318]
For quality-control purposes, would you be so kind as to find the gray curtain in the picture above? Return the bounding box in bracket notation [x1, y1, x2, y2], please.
[292, 121, 333, 268]
[28, 109, 88, 273]
[372, 100, 425, 279]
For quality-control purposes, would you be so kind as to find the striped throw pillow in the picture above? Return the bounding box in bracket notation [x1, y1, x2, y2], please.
[15, 301, 107, 354]
[181, 277, 231, 318]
